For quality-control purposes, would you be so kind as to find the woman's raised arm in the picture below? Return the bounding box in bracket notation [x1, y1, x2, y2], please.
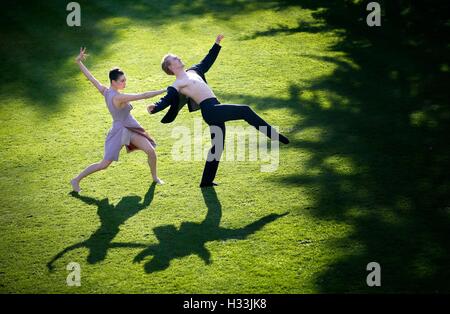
[75, 47, 107, 95]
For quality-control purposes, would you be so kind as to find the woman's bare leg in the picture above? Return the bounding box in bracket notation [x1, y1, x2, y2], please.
[71, 159, 113, 192]
[130, 133, 164, 184]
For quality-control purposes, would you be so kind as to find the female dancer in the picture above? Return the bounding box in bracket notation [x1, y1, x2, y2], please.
[71, 47, 165, 193]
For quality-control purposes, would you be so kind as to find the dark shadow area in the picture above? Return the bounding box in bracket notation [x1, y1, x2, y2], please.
[133, 187, 288, 273]
[47, 183, 156, 271]
[227, 0, 450, 292]
[240, 20, 332, 40]
[1, 1, 115, 112]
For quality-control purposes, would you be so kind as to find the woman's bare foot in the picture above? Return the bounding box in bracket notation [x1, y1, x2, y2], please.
[153, 177, 165, 185]
[70, 179, 81, 193]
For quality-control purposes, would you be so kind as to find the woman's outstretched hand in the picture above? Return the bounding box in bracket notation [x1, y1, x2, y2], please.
[75, 47, 88, 63]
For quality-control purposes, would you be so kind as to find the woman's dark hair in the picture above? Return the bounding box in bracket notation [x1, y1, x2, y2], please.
[109, 68, 124, 82]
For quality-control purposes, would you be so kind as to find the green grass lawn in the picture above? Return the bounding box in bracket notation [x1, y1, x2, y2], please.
[0, 0, 449, 293]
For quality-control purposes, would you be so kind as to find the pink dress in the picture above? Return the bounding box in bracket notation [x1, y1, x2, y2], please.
[103, 88, 156, 161]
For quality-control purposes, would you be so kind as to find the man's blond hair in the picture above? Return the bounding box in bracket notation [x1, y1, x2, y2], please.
[161, 54, 176, 75]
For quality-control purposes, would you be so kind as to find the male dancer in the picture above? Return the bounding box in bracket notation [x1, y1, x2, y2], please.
[148, 34, 289, 187]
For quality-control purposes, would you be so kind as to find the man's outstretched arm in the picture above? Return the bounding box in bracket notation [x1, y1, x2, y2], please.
[148, 86, 178, 114]
[189, 34, 224, 75]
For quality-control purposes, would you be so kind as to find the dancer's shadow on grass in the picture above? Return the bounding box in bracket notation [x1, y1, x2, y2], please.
[133, 187, 288, 273]
[47, 183, 156, 271]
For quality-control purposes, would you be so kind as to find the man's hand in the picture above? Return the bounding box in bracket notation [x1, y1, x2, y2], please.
[215, 34, 224, 45]
[147, 104, 156, 114]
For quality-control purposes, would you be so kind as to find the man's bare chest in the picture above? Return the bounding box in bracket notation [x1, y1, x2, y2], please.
[180, 73, 206, 91]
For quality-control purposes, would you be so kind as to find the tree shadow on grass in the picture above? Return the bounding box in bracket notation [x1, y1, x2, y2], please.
[219, 75, 449, 292]
[46, 183, 156, 271]
[133, 187, 288, 273]
[1, 1, 116, 112]
[220, 0, 450, 292]
[239, 20, 332, 40]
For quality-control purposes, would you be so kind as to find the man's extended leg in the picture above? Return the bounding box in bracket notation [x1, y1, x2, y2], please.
[212, 104, 289, 144]
[200, 123, 226, 187]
